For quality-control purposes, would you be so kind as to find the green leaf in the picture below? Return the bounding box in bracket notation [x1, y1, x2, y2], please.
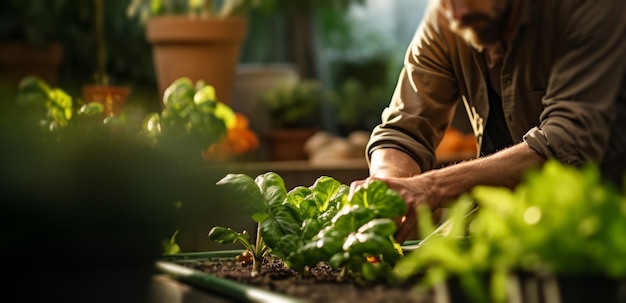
[78, 102, 105, 116]
[162, 229, 181, 254]
[208, 226, 247, 245]
[343, 232, 400, 263]
[193, 85, 217, 105]
[331, 205, 376, 232]
[142, 112, 162, 134]
[357, 218, 397, 236]
[17, 76, 50, 95]
[216, 174, 266, 215]
[290, 241, 329, 271]
[329, 251, 350, 269]
[16, 77, 51, 107]
[359, 261, 393, 282]
[308, 176, 347, 211]
[301, 218, 322, 240]
[315, 227, 350, 256]
[255, 172, 287, 207]
[48, 88, 73, 110]
[274, 234, 300, 259]
[260, 203, 302, 249]
[163, 77, 194, 109]
[348, 180, 406, 218]
[286, 186, 313, 209]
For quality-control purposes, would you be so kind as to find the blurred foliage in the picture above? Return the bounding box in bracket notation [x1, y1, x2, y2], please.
[15, 76, 111, 136]
[1, 75, 233, 260]
[393, 160, 626, 302]
[256, 0, 365, 15]
[258, 79, 323, 129]
[141, 77, 236, 157]
[127, 0, 267, 20]
[328, 77, 391, 135]
[0, 78, 182, 267]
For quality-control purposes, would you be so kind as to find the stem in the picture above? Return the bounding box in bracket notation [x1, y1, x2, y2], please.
[300, 266, 311, 278]
[251, 258, 261, 277]
[255, 222, 264, 254]
[251, 222, 265, 277]
[338, 267, 347, 282]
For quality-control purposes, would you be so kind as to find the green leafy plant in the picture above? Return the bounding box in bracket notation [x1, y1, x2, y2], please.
[127, 0, 265, 21]
[127, 0, 364, 21]
[329, 78, 389, 133]
[393, 160, 626, 302]
[15, 76, 108, 135]
[208, 226, 268, 277]
[258, 79, 323, 129]
[209, 172, 406, 281]
[142, 77, 236, 154]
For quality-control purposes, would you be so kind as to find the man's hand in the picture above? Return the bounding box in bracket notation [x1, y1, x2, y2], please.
[350, 173, 438, 243]
[351, 143, 545, 244]
[350, 148, 429, 243]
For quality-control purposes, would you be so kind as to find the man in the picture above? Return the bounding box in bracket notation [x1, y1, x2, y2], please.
[350, 0, 626, 243]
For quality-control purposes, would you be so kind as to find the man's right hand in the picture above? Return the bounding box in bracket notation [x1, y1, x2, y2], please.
[349, 148, 425, 243]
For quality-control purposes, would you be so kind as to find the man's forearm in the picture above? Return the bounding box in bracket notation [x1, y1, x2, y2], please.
[369, 148, 423, 178]
[427, 142, 545, 208]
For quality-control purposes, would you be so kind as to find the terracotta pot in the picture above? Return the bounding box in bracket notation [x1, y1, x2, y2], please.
[146, 16, 248, 105]
[265, 128, 317, 161]
[0, 41, 64, 86]
[82, 84, 131, 117]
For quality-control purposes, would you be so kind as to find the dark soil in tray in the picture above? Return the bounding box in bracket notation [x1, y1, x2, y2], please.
[185, 256, 433, 303]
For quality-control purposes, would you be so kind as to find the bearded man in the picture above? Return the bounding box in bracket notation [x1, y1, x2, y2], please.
[350, 0, 626, 242]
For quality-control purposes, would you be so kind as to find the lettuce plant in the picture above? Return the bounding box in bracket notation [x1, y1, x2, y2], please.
[393, 160, 626, 302]
[209, 172, 406, 281]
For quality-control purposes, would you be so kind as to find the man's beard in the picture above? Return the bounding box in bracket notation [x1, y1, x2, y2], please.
[448, 5, 510, 50]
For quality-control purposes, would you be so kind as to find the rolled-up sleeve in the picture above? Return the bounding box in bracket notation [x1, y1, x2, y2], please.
[367, 6, 461, 171]
[523, 0, 626, 166]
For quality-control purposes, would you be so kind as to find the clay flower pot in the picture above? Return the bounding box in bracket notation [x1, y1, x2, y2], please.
[265, 128, 318, 161]
[146, 16, 248, 105]
[82, 84, 130, 117]
[0, 41, 64, 86]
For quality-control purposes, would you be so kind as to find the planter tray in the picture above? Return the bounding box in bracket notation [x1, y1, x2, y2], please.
[156, 259, 302, 303]
[156, 241, 422, 303]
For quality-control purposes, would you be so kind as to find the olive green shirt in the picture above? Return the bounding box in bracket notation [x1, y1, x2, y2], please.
[367, 0, 626, 185]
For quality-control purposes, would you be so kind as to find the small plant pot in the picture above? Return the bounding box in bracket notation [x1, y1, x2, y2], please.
[0, 41, 64, 86]
[146, 16, 248, 105]
[82, 84, 130, 117]
[265, 128, 317, 161]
